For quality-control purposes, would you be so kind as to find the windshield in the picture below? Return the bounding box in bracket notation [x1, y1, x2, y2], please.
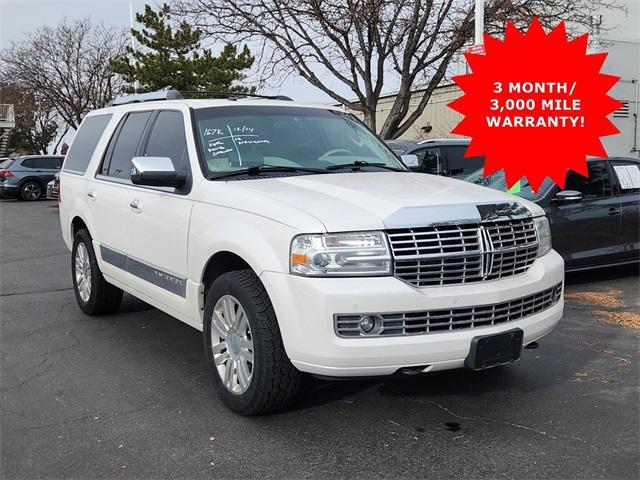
[465, 168, 551, 200]
[193, 106, 403, 176]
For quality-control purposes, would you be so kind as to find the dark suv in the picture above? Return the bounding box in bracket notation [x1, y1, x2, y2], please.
[0, 155, 64, 201]
[386, 138, 483, 178]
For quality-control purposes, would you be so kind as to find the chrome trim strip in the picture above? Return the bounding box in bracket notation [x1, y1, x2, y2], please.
[100, 245, 186, 297]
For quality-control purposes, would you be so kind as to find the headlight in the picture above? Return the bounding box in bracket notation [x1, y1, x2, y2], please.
[533, 216, 552, 257]
[290, 231, 392, 276]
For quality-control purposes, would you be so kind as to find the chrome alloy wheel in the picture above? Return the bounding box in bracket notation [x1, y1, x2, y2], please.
[23, 183, 41, 200]
[74, 243, 92, 303]
[211, 295, 254, 394]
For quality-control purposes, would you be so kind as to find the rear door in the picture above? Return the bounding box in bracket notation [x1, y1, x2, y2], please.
[547, 161, 623, 269]
[123, 109, 193, 312]
[610, 159, 640, 263]
[37, 157, 63, 184]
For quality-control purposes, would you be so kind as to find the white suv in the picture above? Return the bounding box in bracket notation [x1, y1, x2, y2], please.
[59, 90, 564, 415]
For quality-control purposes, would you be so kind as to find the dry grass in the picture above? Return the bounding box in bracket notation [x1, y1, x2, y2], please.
[592, 310, 640, 330]
[564, 290, 625, 308]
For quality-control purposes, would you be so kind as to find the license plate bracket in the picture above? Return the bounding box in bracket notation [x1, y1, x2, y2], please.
[464, 328, 524, 370]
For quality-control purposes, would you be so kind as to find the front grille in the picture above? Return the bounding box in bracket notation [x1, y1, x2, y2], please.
[334, 282, 563, 337]
[388, 217, 538, 287]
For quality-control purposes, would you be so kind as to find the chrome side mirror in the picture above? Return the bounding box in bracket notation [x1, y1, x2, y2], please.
[554, 190, 583, 203]
[131, 157, 188, 188]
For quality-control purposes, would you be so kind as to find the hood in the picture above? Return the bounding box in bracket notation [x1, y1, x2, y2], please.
[227, 172, 544, 232]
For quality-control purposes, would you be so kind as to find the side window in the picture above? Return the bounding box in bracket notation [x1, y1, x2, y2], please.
[564, 162, 611, 199]
[413, 147, 443, 175]
[445, 146, 484, 176]
[104, 111, 152, 180]
[38, 158, 62, 169]
[144, 111, 189, 171]
[64, 114, 113, 174]
[611, 162, 640, 195]
[21, 159, 36, 169]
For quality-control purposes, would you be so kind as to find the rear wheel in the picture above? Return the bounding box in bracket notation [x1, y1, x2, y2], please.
[20, 181, 42, 201]
[203, 269, 302, 415]
[72, 229, 123, 315]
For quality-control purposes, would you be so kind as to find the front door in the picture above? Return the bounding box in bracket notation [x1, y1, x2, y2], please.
[546, 161, 623, 269]
[124, 109, 193, 312]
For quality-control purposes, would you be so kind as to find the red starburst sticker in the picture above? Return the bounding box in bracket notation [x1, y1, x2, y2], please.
[449, 19, 623, 191]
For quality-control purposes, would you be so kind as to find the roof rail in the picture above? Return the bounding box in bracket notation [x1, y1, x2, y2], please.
[108, 88, 294, 107]
[109, 89, 183, 106]
[180, 91, 293, 101]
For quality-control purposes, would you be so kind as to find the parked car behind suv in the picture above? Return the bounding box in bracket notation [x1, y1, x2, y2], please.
[386, 138, 484, 178]
[59, 90, 564, 415]
[466, 157, 640, 271]
[0, 155, 64, 201]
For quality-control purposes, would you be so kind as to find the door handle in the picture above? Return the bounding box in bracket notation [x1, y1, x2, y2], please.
[608, 207, 620, 216]
[130, 198, 142, 213]
[87, 190, 96, 201]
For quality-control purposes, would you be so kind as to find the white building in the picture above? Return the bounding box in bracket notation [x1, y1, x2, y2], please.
[592, 1, 639, 157]
[354, 2, 639, 158]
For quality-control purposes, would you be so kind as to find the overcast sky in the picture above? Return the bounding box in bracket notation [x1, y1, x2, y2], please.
[0, 0, 340, 103]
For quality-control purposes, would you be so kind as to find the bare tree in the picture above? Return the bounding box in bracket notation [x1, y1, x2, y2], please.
[0, 83, 59, 155]
[176, 0, 617, 139]
[0, 18, 127, 130]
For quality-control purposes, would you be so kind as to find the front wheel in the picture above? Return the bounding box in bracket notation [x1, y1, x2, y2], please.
[203, 269, 302, 415]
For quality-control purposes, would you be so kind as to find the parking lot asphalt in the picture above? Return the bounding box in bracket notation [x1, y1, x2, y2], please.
[1, 199, 639, 479]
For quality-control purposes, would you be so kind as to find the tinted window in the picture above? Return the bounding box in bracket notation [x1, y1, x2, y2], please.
[445, 146, 484, 176]
[34, 157, 63, 169]
[21, 159, 36, 168]
[413, 147, 443, 175]
[63, 114, 112, 174]
[144, 111, 189, 171]
[564, 162, 611, 199]
[104, 111, 152, 179]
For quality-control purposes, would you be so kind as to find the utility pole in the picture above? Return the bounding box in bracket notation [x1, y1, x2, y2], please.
[129, 0, 140, 93]
[475, 0, 484, 46]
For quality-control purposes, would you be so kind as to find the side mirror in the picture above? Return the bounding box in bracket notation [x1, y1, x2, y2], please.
[131, 157, 188, 188]
[400, 154, 420, 169]
[554, 190, 583, 203]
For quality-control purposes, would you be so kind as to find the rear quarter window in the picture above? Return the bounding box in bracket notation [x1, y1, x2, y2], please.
[63, 114, 113, 174]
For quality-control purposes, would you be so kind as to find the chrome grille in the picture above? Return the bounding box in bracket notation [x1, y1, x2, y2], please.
[388, 217, 538, 287]
[335, 282, 562, 337]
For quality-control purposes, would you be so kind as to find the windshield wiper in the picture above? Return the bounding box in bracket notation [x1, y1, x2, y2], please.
[210, 165, 327, 180]
[325, 160, 404, 172]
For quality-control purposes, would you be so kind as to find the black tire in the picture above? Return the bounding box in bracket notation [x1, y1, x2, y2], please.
[72, 229, 123, 315]
[19, 181, 43, 201]
[203, 269, 302, 415]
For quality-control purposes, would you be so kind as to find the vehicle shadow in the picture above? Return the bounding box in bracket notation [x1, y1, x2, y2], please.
[565, 263, 639, 286]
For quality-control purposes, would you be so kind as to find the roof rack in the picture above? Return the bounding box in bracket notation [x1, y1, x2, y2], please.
[108, 88, 293, 106]
[109, 89, 183, 106]
[181, 91, 293, 101]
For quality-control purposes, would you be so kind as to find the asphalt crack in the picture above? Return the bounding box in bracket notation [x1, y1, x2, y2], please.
[411, 398, 588, 444]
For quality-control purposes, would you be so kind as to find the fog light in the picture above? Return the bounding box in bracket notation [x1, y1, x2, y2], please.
[359, 315, 382, 335]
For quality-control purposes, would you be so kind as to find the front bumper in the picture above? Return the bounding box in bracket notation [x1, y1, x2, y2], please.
[261, 250, 564, 377]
